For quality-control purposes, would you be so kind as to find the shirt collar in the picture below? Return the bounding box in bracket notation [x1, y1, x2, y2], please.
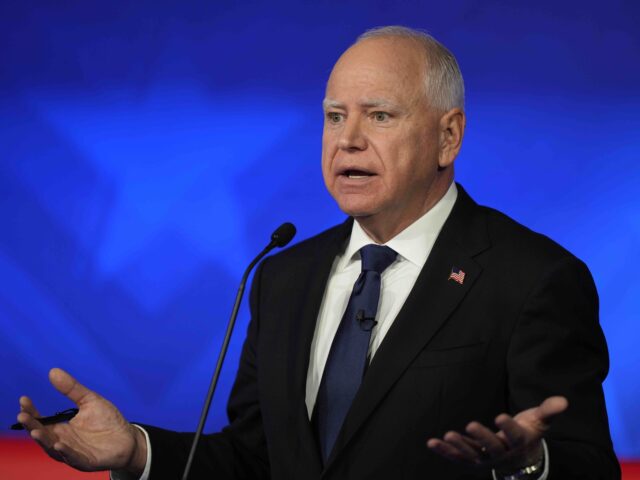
[338, 182, 458, 270]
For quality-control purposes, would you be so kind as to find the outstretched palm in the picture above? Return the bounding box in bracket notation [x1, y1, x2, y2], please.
[17, 368, 144, 473]
[427, 396, 568, 472]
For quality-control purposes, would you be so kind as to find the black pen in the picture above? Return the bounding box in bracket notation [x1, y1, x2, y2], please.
[10, 408, 79, 431]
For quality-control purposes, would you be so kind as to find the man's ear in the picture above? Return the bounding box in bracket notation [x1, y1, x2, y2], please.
[438, 108, 465, 168]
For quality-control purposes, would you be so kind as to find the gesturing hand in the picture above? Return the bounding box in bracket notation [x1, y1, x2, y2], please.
[427, 396, 568, 474]
[16, 368, 147, 475]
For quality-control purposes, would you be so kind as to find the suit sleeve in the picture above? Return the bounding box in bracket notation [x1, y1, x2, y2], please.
[143, 259, 271, 480]
[506, 256, 620, 479]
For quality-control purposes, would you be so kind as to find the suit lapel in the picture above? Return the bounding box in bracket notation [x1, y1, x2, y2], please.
[324, 185, 490, 470]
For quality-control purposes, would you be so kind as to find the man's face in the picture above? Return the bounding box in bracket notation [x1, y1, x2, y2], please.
[322, 37, 449, 239]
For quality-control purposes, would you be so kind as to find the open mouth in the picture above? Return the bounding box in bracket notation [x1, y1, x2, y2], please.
[342, 169, 375, 179]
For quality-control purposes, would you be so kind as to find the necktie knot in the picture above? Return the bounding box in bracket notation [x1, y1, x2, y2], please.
[359, 244, 397, 274]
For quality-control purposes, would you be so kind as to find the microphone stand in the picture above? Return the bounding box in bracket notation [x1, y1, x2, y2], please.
[180, 223, 296, 480]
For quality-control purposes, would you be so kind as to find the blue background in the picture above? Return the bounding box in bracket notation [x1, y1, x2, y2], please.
[1, 0, 638, 459]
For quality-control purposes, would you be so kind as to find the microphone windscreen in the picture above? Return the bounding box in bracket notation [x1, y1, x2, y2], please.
[271, 222, 296, 247]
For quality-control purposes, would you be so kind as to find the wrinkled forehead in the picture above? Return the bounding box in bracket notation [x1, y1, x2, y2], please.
[326, 37, 427, 103]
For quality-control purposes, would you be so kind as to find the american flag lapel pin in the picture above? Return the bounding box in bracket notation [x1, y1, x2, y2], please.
[448, 266, 465, 285]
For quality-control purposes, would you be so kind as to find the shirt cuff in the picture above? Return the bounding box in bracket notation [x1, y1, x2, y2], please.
[110, 424, 152, 480]
[491, 439, 549, 480]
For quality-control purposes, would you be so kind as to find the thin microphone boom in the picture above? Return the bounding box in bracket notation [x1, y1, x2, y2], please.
[180, 222, 296, 480]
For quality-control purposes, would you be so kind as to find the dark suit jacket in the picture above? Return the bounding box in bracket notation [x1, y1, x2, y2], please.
[145, 185, 620, 479]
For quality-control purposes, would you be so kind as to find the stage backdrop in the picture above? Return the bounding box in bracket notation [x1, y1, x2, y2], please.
[1, 0, 638, 463]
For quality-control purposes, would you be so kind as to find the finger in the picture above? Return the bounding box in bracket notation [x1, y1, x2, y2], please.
[443, 431, 482, 463]
[494, 414, 529, 448]
[49, 368, 94, 406]
[18, 413, 65, 462]
[536, 396, 569, 422]
[506, 396, 569, 434]
[53, 441, 93, 472]
[17, 412, 57, 447]
[17, 411, 45, 435]
[427, 438, 468, 463]
[31, 429, 66, 462]
[19, 396, 41, 417]
[457, 434, 493, 463]
[454, 432, 483, 451]
[465, 421, 508, 457]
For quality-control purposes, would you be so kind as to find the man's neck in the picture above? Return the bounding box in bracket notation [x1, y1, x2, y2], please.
[356, 180, 454, 244]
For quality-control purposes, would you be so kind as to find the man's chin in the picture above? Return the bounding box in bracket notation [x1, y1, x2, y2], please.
[338, 207, 376, 219]
[333, 195, 377, 216]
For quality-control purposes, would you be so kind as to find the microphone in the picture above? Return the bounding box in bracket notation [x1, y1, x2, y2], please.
[181, 222, 296, 480]
[356, 309, 378, 332]
[270, 222, 296, 247]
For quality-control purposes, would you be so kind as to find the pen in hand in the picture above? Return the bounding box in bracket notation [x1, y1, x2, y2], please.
[10, 408, 79, 430]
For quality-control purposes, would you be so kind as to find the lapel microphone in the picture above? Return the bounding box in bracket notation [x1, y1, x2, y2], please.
[181, 222, 296, 480]
[356, 309, 378, 331]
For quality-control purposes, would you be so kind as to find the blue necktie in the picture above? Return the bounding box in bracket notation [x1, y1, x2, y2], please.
[316, 244, 397, 463]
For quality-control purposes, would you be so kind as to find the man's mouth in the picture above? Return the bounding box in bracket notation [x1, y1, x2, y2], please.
[342, 169, 374, 179]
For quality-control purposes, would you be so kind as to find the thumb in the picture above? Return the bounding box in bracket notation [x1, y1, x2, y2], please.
[535, 396, 569, 424]
[49, 368, 94, 406]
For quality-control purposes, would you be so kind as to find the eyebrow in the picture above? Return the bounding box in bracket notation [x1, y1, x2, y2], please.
[322, 98, 401, 111]
[322, 98, 344, 110]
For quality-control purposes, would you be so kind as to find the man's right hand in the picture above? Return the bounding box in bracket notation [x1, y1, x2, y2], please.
[16, 368, 147, 476]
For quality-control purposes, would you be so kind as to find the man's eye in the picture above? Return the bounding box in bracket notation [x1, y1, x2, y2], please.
[373, 112, 390, 122]
[327, 112, 343, 123]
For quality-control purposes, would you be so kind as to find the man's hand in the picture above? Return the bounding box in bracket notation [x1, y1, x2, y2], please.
[427, 396, 568, 474]
[16, 368, 147, 475]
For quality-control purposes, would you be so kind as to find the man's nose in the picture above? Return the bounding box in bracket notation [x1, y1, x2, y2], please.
[338, 117, 367, 151]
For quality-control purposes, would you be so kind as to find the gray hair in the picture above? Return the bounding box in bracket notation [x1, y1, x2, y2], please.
[356, 26, 465, 111]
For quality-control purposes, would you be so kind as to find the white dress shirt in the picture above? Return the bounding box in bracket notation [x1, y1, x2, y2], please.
[114, 181, 547, 480]
[305, 182, 458, 416]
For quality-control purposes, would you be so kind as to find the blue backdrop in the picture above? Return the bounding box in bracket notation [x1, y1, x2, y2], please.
[1, 0, 638, 459]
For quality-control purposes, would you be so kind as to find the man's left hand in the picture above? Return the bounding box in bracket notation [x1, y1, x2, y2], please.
[426, 396, 568, 473]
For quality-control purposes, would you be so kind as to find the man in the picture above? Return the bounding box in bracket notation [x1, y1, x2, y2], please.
[17, 26, 619, 479]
